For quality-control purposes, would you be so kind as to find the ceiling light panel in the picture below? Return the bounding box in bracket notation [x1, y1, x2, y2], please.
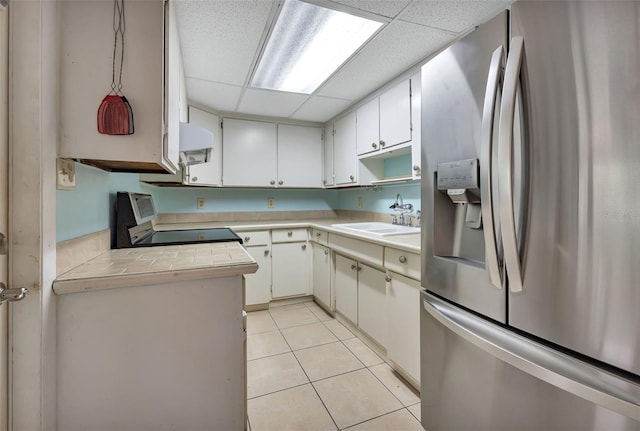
[251, 0, 384, 94]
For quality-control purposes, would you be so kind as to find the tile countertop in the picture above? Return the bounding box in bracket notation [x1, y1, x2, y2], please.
[154, 219, 421, 253]
[53, 241, 258, 295]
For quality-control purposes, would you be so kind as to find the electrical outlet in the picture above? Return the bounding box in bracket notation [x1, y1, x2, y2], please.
[197, 198, 205, 209]
[357, 196, 362, 208]
[267, 198, 275, 208]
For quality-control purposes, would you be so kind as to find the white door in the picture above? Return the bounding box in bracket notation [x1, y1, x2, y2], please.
[311, 243, 331, 310]
[222, 118, 277, 187]
[356, 97, 379, 155]
[277, 124, 322, 188]
[271, 242, 308, 298]
[322, 124, 334, 187]
[379, 79, 412, 149]
[0, 6, 8, 430]
[357, 264, 387, 347]
[244, 245, 272, 306]
[334, 254, 358, 324]
[333, 112, 357, 185]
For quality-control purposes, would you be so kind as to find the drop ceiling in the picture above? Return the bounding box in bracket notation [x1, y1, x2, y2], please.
[174, 0, 513, 124]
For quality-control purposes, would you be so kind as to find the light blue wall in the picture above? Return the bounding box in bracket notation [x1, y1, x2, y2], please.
[384, 154, 412, 178]
[56, 163, 420, 242]
[335, 182, 420, 217]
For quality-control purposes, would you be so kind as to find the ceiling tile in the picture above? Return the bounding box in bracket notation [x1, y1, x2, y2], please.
[318, 20, 454, 101]
[237, 89, 309, 118]
[174, 0, 274, 86]
[290, 96, 354, 123]
[399, 0, 513, 33]
[324, 0, 411, 18]
[186, 78, 242, 112]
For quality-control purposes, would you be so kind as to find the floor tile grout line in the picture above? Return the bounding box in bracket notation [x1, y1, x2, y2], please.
[367, 363, 420, 408]
[247, 380, 311, 401]
[338, 405, 415, 431]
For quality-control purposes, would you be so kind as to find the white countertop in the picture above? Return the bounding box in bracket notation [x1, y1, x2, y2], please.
[154, 218, 421, 253]
[53, 241, 258, 295]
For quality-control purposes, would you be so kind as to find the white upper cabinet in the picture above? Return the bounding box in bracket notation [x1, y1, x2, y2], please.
[59, 0, 179, 173]
[222, 118, 278, 187]
[223, 119, 322, 188]
[323, 124, 335, 187]
[356, 98, 380, 155]
[333, 112, 358, 185]
[356, 79, 412, 157]
[277, 124, 322, 188]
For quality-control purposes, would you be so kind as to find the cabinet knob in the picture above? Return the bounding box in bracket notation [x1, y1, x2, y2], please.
[264, 250, 270, 257]
[399, 255, 407, 263]
[351, 264, 357, 270]
[356, 266, 362, 271]
[301, 244, 307, 250]
[278, 180, 284, 185]
[379, 140, 386, 147]
[371, 142, 377, 149]
[385, 275, 392, 282]
[316, 232, 321, 237]
[244, 236, 250, 242]
[324, 249, 329, 255]
[288, 231, 293, 236]
[191, 176, 198, 182]
[413, 165, 421, 172]
[349, 175, 355, 181]
[270, 180, 276, 185]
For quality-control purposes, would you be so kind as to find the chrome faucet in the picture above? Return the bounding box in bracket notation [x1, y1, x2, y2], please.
[389, 194, 414, 225]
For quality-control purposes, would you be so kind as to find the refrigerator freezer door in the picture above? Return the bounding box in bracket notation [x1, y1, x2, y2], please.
[421, 291, 640, 430]
[508, 1, 640, 376]
[421, 11, 508, 322]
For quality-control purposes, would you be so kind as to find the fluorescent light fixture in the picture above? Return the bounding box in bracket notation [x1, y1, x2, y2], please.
[251, 0, 383, 94]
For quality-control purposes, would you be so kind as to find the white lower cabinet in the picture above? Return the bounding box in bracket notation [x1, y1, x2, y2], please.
[357, 263, 387, 347]
[271, 242, 309, 299]
[334, 254, 358, 324]
[241, 231, 271, 307]
[244, 245, 271, 306]
[312, 243, 332, 310]
[387, 271, 421, 385]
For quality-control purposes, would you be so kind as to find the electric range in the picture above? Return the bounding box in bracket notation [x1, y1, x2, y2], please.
[114, 192, 242, 248]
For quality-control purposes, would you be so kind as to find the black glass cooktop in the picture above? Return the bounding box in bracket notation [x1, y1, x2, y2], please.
[133, 228, 243, 247]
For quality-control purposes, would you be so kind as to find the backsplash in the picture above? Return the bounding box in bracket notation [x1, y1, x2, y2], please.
[56, 162, 421, 242]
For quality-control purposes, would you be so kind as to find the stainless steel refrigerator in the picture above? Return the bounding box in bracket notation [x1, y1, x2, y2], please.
[420, 2, 640, 430]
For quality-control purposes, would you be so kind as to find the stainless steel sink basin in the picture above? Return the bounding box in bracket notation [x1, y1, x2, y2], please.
[331, 222, 420, 236]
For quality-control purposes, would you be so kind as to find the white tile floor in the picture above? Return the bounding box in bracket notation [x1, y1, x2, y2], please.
[247, 301, 423, 431]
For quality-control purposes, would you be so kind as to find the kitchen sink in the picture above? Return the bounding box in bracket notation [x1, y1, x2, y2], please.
[331, 222, 420, 236]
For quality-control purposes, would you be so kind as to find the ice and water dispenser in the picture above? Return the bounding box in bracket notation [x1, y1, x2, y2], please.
[433, 158, 487, 264]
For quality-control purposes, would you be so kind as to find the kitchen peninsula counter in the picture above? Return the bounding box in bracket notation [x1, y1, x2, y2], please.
[53, 241, 258, 295]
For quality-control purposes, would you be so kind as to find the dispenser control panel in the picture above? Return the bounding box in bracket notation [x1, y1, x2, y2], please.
[437, 159, 479, 190]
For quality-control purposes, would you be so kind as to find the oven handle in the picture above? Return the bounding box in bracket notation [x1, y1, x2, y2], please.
[422, 292, 640, 421]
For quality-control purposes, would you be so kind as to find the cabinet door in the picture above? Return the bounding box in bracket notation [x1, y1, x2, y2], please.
[271, 242, 308, 298]
[356, 98, 380, 155]
[244, 245, 272, 306]
[222, 118, 277, 187]
[59, 0, 175, 172]
[277, 124, 322, 188]
[387, 271, 420, 385]
[334, 254, 358, 324]
[323, 124, 335, 187]
[312, 244, 332, 310]
[379, 79, 412, 149]
[187, 107, 221, 186]
[333, 112, 358, 185]
[358, 264, 387, 347]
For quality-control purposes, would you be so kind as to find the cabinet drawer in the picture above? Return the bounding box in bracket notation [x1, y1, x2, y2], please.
[272, 228, 307, 243]
[384, 248, 420, 281]
[310, 229, 328, 245]
[329, 235, 383, 267]
[239, 231, 270, 246]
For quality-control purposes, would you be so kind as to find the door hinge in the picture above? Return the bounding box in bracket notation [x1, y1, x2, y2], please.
[0, 233, 7, 255]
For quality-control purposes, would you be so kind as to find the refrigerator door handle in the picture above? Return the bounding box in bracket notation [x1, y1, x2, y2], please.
[498, 36, 525, 293]
[423, 293, 640, 421]
[480, 46, 504, 289]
